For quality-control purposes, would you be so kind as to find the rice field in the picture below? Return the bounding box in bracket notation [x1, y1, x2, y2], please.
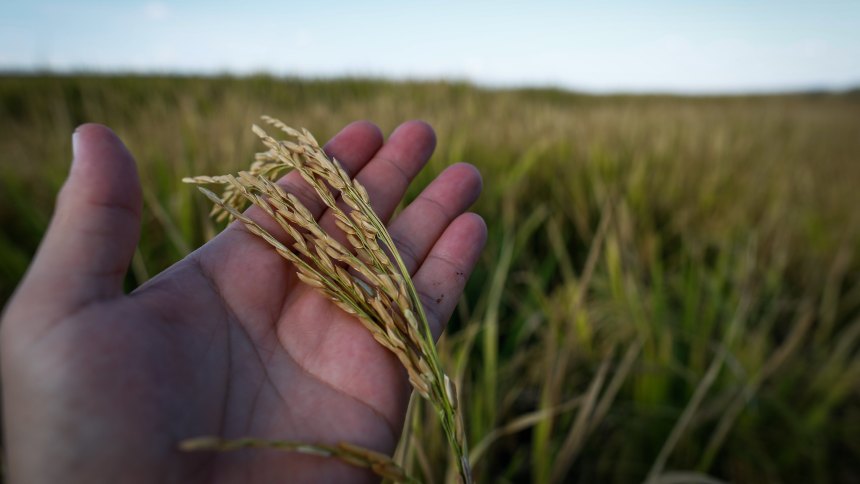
[1, 75, 858, 483]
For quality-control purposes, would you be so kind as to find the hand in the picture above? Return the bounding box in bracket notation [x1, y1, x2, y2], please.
[1, 121, 486, 483]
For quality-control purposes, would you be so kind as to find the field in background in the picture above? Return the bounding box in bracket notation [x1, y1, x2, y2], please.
[1, 75, 859, 483]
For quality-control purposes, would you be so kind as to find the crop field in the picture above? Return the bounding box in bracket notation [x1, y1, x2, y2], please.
[1, 75, 859, 482]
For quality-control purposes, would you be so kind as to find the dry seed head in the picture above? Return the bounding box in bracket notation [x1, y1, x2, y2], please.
[346, 234, 364, 250]
[255, 196, 275, 217]
[296, 272, 325, 290]
[355, 182, 370, 203]
[280, 140, 303, 153]
[327, 174, 346, 190]
[333, 299, 360, 317]
[276, 247, 301, 265]
[445, 374, 458, 410]
[285, 225, 306, 249]
[334, 266, 352, 288]
[404, 308, 418, 327]
[261, 114, 303, 138]
[335, 218, 357, 236]
[188, 118, 472, 483]
[300, 127, 319, 146]
[283, 194, 308, 218]
[314, 245, 335, 273]
[369, 296, 396, 326]
[353, 276, 377, 298]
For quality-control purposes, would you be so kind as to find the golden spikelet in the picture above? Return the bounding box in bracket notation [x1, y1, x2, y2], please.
[182, 117, 472, 483]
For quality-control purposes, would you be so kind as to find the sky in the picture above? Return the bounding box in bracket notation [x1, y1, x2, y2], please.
[1, 0, 858, 93]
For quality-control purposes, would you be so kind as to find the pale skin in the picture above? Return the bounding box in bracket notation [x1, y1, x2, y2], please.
[0, 120, 486, 483]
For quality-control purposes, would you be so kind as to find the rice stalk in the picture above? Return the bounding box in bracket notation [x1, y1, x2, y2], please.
[181, 116, 472, 483]
[180, 436, 417, 483]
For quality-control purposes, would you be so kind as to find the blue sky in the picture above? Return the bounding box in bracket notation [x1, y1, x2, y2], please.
[1, 0, 858, 93]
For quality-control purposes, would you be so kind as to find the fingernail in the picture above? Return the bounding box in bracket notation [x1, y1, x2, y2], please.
[71, 129, 81, 165]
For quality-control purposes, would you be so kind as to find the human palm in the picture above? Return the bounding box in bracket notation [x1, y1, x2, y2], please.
[1, 121, 485, 483]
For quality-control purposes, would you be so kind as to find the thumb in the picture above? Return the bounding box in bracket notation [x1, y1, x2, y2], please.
[21, 124, 142, 313]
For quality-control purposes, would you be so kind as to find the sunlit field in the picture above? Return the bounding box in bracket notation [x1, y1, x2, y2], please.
[1, 75, 859, 483]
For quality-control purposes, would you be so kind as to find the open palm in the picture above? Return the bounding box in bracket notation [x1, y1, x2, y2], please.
[1, 121, 485, 483]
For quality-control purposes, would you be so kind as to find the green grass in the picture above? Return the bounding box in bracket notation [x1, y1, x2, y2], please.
[1, 74, 859, 483]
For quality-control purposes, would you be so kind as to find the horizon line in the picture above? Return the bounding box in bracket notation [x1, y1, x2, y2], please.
[2, 67, 859, 97]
